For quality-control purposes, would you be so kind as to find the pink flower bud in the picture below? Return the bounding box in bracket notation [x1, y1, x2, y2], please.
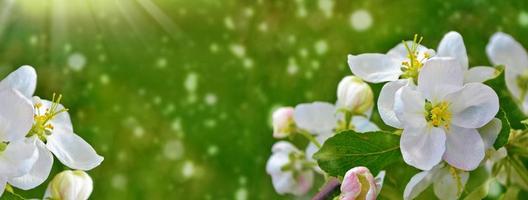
[272, 107, 295, 138]
[340, 167, 378, 200]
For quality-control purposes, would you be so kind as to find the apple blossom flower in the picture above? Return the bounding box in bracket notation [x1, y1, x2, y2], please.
[272, 107, 295, 138]
[340, 167, 385, 200]
[377, 32, 500, 129]
[0, 66, 103, 190]
[394, 57, 499, 171]
[0, 88, 39, 196]
[348, 35, 435, 129]
[44, 170, 93, 200]
[486, 32, 528, 114]
[266, 141, 314, 196]
[404, 163, 469, 200]
[336, 76, 374, 114]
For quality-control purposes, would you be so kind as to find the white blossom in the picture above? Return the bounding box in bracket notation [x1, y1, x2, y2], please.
[486, 32, 528, 114]
[336, 76, 374, 114]
[266, 141, 313, 196]
[0, 66, 103, 190]
[393, 57, 499, 170]
[44, 170, 93, 200]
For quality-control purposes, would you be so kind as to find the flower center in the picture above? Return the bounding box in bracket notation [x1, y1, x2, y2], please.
[27, 94, 68, 141]
[400, 34, 431, 83]
[425, 101, 451, 128]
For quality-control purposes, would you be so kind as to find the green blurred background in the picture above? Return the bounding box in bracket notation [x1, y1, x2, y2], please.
[1, 0, 527, 199]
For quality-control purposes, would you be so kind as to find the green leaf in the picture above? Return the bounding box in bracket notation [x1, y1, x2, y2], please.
[313, 130, 401, 176]
[462, 167, 491, 200]
[485, 71, 526, 129]
[494, 108, 511, 149]
[0, 192, 26, 200]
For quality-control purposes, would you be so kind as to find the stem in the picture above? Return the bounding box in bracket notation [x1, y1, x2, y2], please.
[312, 177, 341, 200]
[299, 130, 321, 148]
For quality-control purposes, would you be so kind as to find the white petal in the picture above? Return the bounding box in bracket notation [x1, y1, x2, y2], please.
[464, 66, 501, 83]
[437, 31, 469, 71]
[0, 140, 38, 177]
[347, 54, 402, 83]
[418, 57, 464, 102]
[377, 79, 410, 128]
[0, 89, 34, 142]
[374, 171, 385, 194]
[0, 65, 37, 98]
[403, 170, 434, 200]
[0, 179, 5, 197]
[505, 66, 523, 100]
[401, 126, 446, 170]
[478, 118, 502, 150]
[35, 99, 73, 135]
[523, 93, 528, 114]
[486, 32, 528, 74]
[387, 41, 435, 61]
[444, 126, 485, 171]
[293, 102, 337, 135]
[9, 138, 53, 190]
[446, 83, 499, 128]
[433, 167, 469, 200]
[46, 133, 103, 170]
[350, 116, 379, 133]
[394, 86, 426, 128]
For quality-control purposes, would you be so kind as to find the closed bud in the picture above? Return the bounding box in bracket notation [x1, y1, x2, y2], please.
[337, 76, 373, 114]
[44, 170, 93, 200]
[272, 107, 295, 138]
[340, 167, 383, 200]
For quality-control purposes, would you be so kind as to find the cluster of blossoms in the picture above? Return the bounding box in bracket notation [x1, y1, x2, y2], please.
[0, 66, 103, 199]
[267, 72, 385, 198]
[266, 31, 528, 199]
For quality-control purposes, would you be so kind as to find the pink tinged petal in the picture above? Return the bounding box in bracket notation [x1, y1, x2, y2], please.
[0, 140, 38, 178]
[486, 32, 528, 74]
[377, 79, 410, 128]
[0, 65, 37, 98]
[46, 133, 103, 170]
[403, 170, 436, 200]
[394, 86, 426, 128]
[418, 57, 464, 102]
[0, 89, 34, 142]
[443, 126, 485, 171]
[401, 126, 446, 170]
[446, 83, 499, 129]
[433, 167, 469, 200]
[347, 54, 402, 83]
[9, 138, 53, 190]
[340, 167, 377, 200]
[437, 31, 469, 71]
[464, 66, 501, 83]
[272, 107, 295, 138]
[293, 102, 337, 135]
[478, 118, 502, 150]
